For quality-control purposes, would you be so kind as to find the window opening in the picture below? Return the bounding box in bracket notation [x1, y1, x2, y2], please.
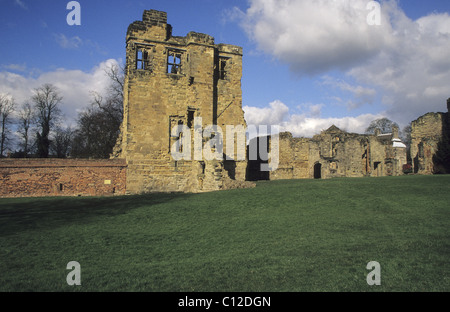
[136, 48, 150, 70]
[167, 50, 182, 74]
[219, 58, 228, 80]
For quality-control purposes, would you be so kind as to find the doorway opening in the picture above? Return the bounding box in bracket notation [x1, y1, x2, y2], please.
[314, 163, 322, 179]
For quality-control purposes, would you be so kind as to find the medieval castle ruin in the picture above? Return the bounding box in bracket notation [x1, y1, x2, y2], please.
[248, 124, 408, 181]
[0, 10, 449, 197]
[111, 10, 250, 193]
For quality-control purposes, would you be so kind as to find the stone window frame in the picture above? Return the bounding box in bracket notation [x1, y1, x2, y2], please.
[166, 48, 186, 75]
[133, 42, 154, 71]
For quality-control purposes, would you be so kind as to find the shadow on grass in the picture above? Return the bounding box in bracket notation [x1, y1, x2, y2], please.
[0, 192, 191, 236]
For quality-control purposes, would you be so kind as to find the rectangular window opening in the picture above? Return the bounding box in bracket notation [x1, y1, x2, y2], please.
[136, 48, 150, 70]
[167, 50, 182, 74]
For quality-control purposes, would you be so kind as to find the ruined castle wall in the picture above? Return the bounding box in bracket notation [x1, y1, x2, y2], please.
[309, 131, 367, 179]
[368, 136, 389, 176]
[0, 159, 126, 198]
[216, 44, 247, 181]
[411, 112, 445, 174]
[269, 132, 309, 180]
[266, 126, 407, 181]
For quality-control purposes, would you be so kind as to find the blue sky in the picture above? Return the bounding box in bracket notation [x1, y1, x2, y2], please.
[1, 0, 450, 138]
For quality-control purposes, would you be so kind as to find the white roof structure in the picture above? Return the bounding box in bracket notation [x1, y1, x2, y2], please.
[392, 138, 407, 148]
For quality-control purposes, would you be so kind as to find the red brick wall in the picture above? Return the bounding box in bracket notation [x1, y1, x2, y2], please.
[0, 159, 127, 198]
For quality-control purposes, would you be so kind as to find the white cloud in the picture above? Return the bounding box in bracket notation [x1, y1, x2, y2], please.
[54, 33, 83, 49]
[321, 75, 376, 110]
[307, 103, 323, 118]
[1, 63, 27, 72]
[243, 100, 290, 126]
[348, 8, 450, 123]
[235, 0, 391, 75]
[235, 0, 450, 125]
[244, 100, 383, 138]
[0, 59, 121, 125]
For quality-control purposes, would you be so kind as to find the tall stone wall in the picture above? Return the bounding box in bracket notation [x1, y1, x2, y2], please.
[411, 99, 450, 174]
[113, 10, 250, 193]
[0, 159, 127, 198]
[269, 132, 309, 180]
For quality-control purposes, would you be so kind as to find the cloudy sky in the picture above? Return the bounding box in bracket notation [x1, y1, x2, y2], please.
[1, 0, 449, 137]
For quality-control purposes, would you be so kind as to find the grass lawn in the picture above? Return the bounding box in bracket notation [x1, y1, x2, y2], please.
[0, 175, 449, 292]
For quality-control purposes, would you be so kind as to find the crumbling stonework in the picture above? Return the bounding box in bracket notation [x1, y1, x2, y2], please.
[112, 10, 252, 193]
[308, 125, 407, 178]
[248, 125, 407, 180]
[410, 99, 450, 174]
[0, 159, 126, 198]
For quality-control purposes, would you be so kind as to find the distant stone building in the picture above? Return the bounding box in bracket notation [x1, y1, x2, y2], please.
[410, 99, 450, 174]
[112, 10, 251, 193]
[248, 125, 408, 180]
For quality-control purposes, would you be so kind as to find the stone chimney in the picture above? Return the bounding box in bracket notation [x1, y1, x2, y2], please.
[374, 128, 381, 136]
[392, 125, 399, 138]
[142, 10, 167, 26]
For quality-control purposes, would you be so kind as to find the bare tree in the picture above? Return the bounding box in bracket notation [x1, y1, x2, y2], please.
[91, 63, 124, 124]
[31, 84, 62, 158]
[51, 126, 73, 158]
[17, 102, 34, 157]
[0, 93, 15, 157]
[72, 63, 124, 158]
[365, 118, 399, 135]
[104, 63, 124, 102]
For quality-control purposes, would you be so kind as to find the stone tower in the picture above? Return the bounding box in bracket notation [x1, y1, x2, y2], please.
[113, 10, 249, 193]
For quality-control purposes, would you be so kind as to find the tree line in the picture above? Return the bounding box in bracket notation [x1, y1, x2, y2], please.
[0, 64, 123, 159]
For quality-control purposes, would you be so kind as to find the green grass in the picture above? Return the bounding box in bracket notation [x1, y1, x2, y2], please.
[0, 175, 449, 292]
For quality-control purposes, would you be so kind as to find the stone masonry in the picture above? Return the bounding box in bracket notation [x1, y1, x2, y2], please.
[112, 10, 252, 193]
[248, 125, 408, 180]
[410, 98, 450, 174]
